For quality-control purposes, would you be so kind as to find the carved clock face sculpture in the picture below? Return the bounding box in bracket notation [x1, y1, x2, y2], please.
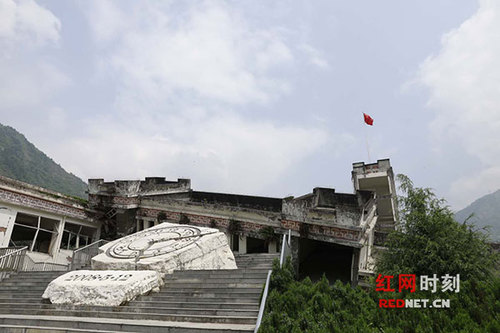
[105, 225, 205, 259]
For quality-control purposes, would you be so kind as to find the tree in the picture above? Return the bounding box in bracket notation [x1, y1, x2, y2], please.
[377, 174, 497, 282]
[259, 175, 500, 332]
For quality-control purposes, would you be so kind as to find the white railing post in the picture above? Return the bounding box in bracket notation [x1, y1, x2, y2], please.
[254, 270, 272, 333]
[254, 229, 292, 332]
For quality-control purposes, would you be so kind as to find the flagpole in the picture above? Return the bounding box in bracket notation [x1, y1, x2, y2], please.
[365, 132, 371, 162]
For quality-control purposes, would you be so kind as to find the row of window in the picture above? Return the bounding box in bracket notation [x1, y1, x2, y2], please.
[9, 212, 96, 254]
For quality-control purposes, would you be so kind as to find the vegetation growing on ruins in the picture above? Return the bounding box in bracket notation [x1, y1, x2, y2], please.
[259, 175, 499, 332]
[179, 213, 190, 225]
[157, 212, 167, 222]
[259, 226, 277, 245]
[228, 219, 243, 235]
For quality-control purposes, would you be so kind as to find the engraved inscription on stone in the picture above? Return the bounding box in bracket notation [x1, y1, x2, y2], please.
[92, 222, 237, 272]
[106, 225, 203, 259]
[42, 270, 163, 306]
[63, 273, 133, 282]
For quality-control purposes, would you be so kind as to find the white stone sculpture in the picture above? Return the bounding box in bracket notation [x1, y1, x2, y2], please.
[42, 270, 162, 306]
[92, 222, 237, 272]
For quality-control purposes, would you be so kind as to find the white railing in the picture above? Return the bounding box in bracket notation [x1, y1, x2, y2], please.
[71, 239, 109, 270]
[254, 229, 292, 333]
[279, 230, 291, 268]
[0, 246, 28, 281]
[21, 254, 69, 272]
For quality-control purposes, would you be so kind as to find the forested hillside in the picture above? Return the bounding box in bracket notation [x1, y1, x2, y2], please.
[0, 123, 87, 198]
[455, 190, 500, 241]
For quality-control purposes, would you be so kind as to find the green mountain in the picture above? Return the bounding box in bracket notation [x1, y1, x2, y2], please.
[455, 190, 500, 242]
[0, 123, 87, 199]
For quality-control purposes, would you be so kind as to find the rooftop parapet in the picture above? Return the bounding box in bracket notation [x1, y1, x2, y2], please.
[88, 177, 191, 197]
[0, 175, 88, 209]
[352, 159, 392, 177]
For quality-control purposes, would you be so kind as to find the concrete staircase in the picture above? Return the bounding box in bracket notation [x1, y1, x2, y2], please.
[0, 253, 278, 332]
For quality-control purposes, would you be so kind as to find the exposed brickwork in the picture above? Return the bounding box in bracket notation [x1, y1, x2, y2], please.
[137, 208, 359, 241]
[281, 218, 360, 241]
[138, 208, 272, 234]
[0, 187, 89, 221]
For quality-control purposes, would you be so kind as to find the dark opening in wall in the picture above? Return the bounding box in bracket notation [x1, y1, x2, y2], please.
[232, 234, 239, 252]
[247, 237, 267, 254]
[298, 238, 353, 283]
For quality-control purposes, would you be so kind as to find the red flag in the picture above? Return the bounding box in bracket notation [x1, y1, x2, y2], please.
[363, 113, 374, 126]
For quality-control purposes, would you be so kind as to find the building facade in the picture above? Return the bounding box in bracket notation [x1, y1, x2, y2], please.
[88, 159, 397, 285]
[0, 176, 100, 265]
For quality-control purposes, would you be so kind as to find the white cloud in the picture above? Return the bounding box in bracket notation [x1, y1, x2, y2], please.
[0, 0, 66, 110]
[51, 112, 329, 195]
[417, 0, 500, 207]
[0, 0, 61, 49]
[0, 61, 69, 109]
[87, 1, 294, 106]
[299, 44, 330, 69]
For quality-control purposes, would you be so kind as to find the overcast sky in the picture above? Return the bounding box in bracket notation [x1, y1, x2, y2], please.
[1, 0, 498, 210]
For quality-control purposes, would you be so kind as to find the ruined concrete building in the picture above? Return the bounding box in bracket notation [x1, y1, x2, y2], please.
[0, 175, 99, 265]
[0, 159, 396, 285]
[88, 159, 397, 285]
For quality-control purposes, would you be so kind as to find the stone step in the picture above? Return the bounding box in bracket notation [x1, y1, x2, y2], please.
[165, 278, 266, 284]
[139, 295, 261, 303]
[234, 253, 280, 257]
[163, 282, 264, 288]
[0, 303, 259, 317]
[0, 315, 255, 332]
[0, 293, 45, 299]
[168, 272, 268, 278]
[172, 269, 269, 274]
[0, 282, 54, 287]
[159, 287, 262, 294]
[0, 284, 47, 294]
[0, 297, 43, 303]
[16, 272, 66, 278]
[0, 308, 257, 324]
[131, 300, 259, 310]
[157, 291, 262, 298]
[234, 257, 277, 261]
[0, 324, 119, 333]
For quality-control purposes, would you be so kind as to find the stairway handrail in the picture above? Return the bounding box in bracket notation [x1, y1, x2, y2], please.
[71, 239, 109, 270]
[279, 229, 291, 268]
[73, 239, 108, 255]
[255, 229, 292, 332]
[0, 246, 28, 261]
[254, 269, 272, 333]
[0, 246, 28, 282]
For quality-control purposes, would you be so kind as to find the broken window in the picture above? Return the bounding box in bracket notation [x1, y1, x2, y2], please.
[60, 222, 96, 250]
[10, 213, 58, 254]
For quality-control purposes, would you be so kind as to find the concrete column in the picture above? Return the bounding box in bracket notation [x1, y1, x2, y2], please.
[136, 219, 141, 232]
[0, 207, 17, 247]
[268, 240, 277, 253]
[94, 224, 101, 241]
[238, 235, 247, 254]
[351, 248, 361, 287]
[50, 217, 65, 257]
